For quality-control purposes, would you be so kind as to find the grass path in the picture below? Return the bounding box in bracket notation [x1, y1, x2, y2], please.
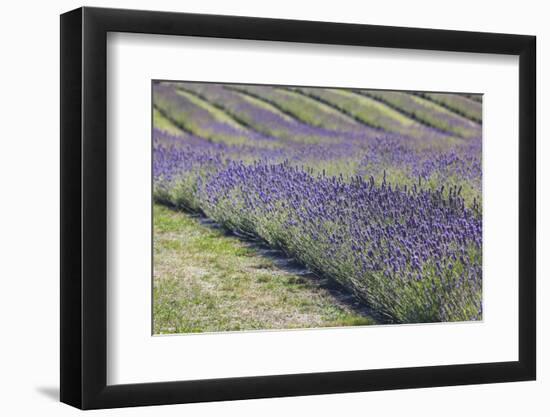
[153, 204, 377, 334]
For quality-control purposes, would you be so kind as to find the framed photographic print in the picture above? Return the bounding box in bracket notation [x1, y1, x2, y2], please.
[60, 6, 536, 409]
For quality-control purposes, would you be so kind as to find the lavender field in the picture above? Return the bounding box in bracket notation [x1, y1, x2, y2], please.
[153, 80, 482, 333]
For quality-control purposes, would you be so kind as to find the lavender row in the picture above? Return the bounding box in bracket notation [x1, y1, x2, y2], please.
[153, 138, 482, 323]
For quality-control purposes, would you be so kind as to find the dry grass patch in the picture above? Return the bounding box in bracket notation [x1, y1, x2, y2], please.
[153, 204, 377, 334]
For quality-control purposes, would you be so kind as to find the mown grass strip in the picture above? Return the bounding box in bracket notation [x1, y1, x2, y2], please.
[416, 92, 482, 124]
[153, 104, 199, 137]
[333, 89, 417, 126]
[464, 94, 483, 103]
[227, 86, 308, 123]
[178, 84, 337, 145]
[355, 90, 460, 137]
[179, 85, 310, 144]
[287, 87, 386, 131]
[231, 85, 364, 132]
[176, 89, 250, 132]
[229, 88, 297, 123]
[153, 204, 378, 334]
[154, 84, 253, 146]
[153, 107, 187, 136]
[228, 85, 357, 129]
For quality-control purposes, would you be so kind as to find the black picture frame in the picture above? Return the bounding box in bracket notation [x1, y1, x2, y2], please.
[60, 6, 536, 410]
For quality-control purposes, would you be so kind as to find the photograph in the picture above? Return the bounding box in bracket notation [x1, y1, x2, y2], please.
[152, 80, 483, 334]
[0, 0, 543, 414]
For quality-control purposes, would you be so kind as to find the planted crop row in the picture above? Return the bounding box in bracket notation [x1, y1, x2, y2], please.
[154, 138, 482, 323]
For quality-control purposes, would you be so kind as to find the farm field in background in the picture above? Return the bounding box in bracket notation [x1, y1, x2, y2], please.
[153, 80, 482, 334]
